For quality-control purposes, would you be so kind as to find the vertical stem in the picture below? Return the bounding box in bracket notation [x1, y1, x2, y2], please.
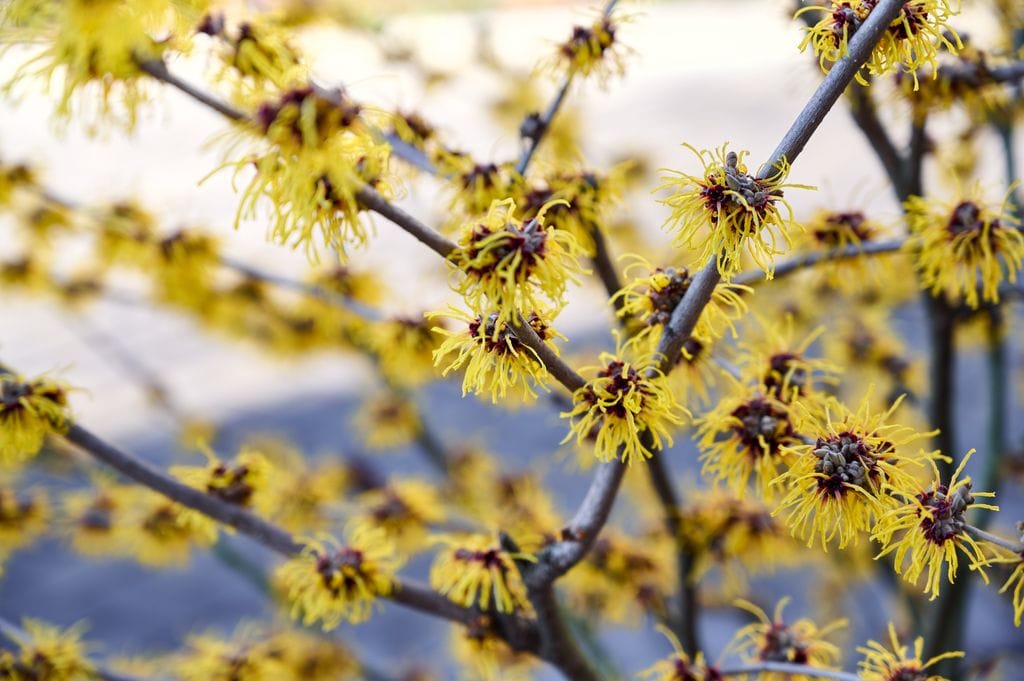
[926, 294, 957, 480]
[529, 585, 606, 681]
[645, 452, 700, 653]
[979, 307, 1006, 530]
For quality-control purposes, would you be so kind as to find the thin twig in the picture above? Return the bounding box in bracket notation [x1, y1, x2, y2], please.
[526, 584, 604, 681]
[58, 423, 483, 629]
[905, 118, 928, 199]
[511, 317, 586, 393]
[137, 58, 246, 121]
[847, 83, 905, 198]
[645, 451, 700, 653]
[356, 186, 457, 258]
[964, 524, 1024, 555]
[522, 461, 627, 588]
[137, 59, 457, 258]
[515, 0, 619, 176]
[657, 0, 910, 375]
[588, 221, 627, 315]
[988, 61, 1024, 84]
[765, 0, 908, 170]
[717, 662, 860, 681]
[732, 238, 906, 286]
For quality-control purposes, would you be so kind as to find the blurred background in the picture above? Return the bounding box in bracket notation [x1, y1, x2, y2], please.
[1, 0, 1023, 678]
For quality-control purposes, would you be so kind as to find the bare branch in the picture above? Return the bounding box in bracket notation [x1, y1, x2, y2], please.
[964, 524, 1024, 555]
[847, 84, 905, 196]
[658, 0, 911, 375]
[58, 424, 482, 628]
[717, 662, 861, 681]
[515, 0, 619, 175]
[732, 238, 906, 286]
[137, 58, 246, 122]
[356, 186, 457, 258]
[510, 317, 587, 393]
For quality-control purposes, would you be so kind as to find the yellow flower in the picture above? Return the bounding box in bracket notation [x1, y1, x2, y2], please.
[2, 619, 95, 681]
[256, 443, 340, 535]
[519, 164, 630, 254]
[128, 488, 219, 567]
[0, 484, 48, 557]
[797, 1, 961, 89]
[445, 449, 561, 551]
[733, 319, 836, 403]
[857, 622, 962, 681]
[639, 626, 720, 681]
[658, 143, 808, 279]
[544, 13, 631, 85]
[612, 255, 748, 343]
[260, 629, 359, 681]
[171, 447, 274, 516]
[679, 487, 807, 592]
[2, 0, 199, 130]
[562, 529, 672, 624]
[697, 380, 804, 499]
[62, 484, 133, 559]
[905, 187, 1024, 309]
[998, 553, 1024, 627]
[823, 312, 923, 410]
[561, 339, 688, 465]
[440, 155, 524, 220]
[451, 622, 534, 681]
[897, 43, 1008, 123]
[431, 307, 564, 404]
[199, 16, 306, 100]
[362, 314, 443, 388]
[429, 533, 532, 614]
[389, 109, 437, 151]
[352, 392, 421, 450]
[791, 209, 893, 290]
[665, 333, 720, 408]
[448, 198, 587, 324]
[231, 85, 393, 262]
[872, 450, 997, 600]
[728, 598, 846, 677]
[177, 627, 287, 681]
[0, 160, 35, 208]
[773, 392, 937, 550]
[353, 479, 446, 553]
[276, 522, 403, 629]
[0, 373, 70, 466]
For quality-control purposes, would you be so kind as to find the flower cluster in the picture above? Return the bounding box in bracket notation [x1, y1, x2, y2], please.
[905, 189, 1024, 309]
[171, 447, 275, 516]
[562, 340, 688, 465]
[613, 255, 748, 343]
[1, 0, 201, 129]
[0, 373, 69, 466]
[545, 12, 630, 85]
[431, 307, 564, 404]
[232, 86, 393, 262]
[797, 0, 961, 88]
[728, 598, 847, 678]
[872, 451, 996, 599]
[774, 393, 938, 550]
[659, 143, 807, 278]
[429, 534, 532, 614]
[0, 619, 95, 681]
[447, 198, 587, 324]
[276, 523, 403, 629]
[857, 623, 963, 681]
